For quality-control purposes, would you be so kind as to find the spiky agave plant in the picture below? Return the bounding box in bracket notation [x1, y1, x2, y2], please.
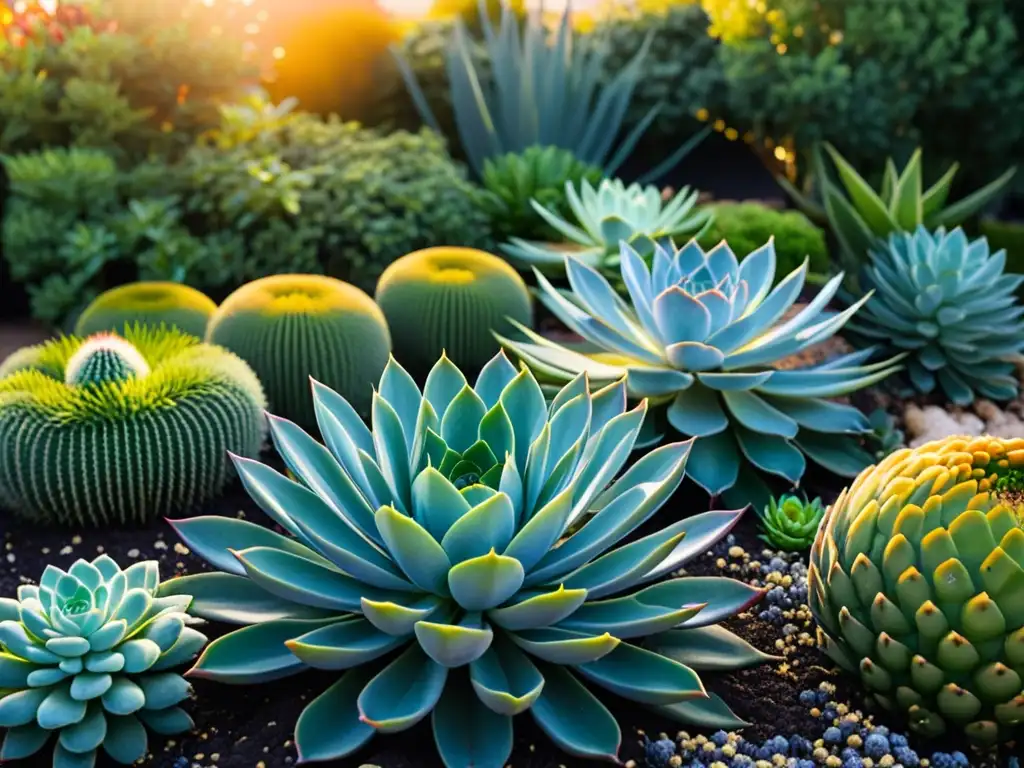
[161, 352, 773, 766]
[498, 239, 905, 501]
[0, 556, 207, 766]
[0, 327, 267, 527]
[501, 178, 712, 276]
[809, 436, 1024, 745]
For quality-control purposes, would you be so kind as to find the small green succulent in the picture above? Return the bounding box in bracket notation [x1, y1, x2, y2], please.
[0, 556, 207, 767]
[480, 146, 604, 241]
[846, 226, 1024, 405]
[501, 178, 713, 277]
[758, 495, 825, 552]
[810, 436, 1024, 744]
[498, 238, 905, 501]
[163, 351, 773, 766]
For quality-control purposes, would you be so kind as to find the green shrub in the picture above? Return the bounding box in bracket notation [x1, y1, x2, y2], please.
[375, 246, 532, 373]
[480, 146, 604, 241]
[206, 274, 392, 427]
[75, 281, 218, 337]
[0, 0, 256, 159]
[712, 0, 1024, 192]
[588, 2, 724, 142]
[2, 101, 495, 325]
[0, 326, 267, 527]
[696, 201, 828, 276]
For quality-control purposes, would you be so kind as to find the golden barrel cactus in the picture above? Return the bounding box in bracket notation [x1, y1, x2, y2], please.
[809, 436, 1024, 744]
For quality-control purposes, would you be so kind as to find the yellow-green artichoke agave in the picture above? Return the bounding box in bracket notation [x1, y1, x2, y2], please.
[809, 435, 1024, 744]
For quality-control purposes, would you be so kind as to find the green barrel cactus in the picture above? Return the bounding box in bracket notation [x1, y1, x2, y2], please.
[0, 328, 267, 527]
[846, 226, 1024, 405]
[375, 247, 533, 373]
[758, 494, 825, 552]
[164, 351, 773, 767]
[809, 435, 1024, 744]
[0, 556, 207, 766]
[74, 282, 218, 339]
[206, 274, 391, 428]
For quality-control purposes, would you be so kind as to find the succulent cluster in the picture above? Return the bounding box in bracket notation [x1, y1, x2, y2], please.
[758, 495, 825, 552]
[0, 327, 267, 526]
[847, 226, 1024, 405]
[501, 178, 712, 276]
[74, 282, 218, 339]
[0, 556, 206, 766]
[810, 435, 1024, 744]
[206, 274, 391, 427]
[167, 352, 772, 766]
[499, 238, 904, 500]
[374, 247, 533, 374]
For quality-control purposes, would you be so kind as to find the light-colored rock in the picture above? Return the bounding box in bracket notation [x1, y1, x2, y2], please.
[904, 401, 1024, 447]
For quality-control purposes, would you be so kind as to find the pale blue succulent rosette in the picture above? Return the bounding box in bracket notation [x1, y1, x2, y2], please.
[160, 352, 775, 766]
[498, 238, 906, 503]
[0, 556, 206, 768]
[846, 225, 1024, 406]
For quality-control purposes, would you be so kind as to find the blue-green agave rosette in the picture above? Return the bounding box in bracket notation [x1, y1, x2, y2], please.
[161, 352, 772, 766]
[497, 239, 905, 499]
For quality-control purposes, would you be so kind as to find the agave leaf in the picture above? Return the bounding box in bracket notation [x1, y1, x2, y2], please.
[441, 492, 516, 564]
[433, 669, 514, 768]
[920, 162, 959, 220]
[487, 586, 589, 631]
[415, 613, 494, 668]
[448, 550, 525, 612]
[645, 625, 779, 671]
[411, 467, 472, 543]
[101, 715, 147, 764]
[294, 665, 377, 763]
[930, 166, 1017, 228]
[686, 432, 741, 496]
[135, 706, 193, 736]
[575, 642, 707, 705]
[358, 644, 448, 734]
[652, 690, 749, 729]
[188, 618, 336, 683]
[641, 508, 748, 584]
[375, 505, 452, 596]
[561, 530, 687, 599]
[475, 352, 519, 408]
[796, 432, 876, 477]
[469, 635, 546, 716]
[169, 517, 329, 578]
[823, 143, 897, 237]
[0, 724, 49, 760]
[733, 427, 806, 484]
[530, 662, 621, 762]
[822, 177, 878, 273]
[286, 617, 405, 671]
[510, 627, 619, 664]
[889, 149, 923, 228]
[157, 573, 332, 625]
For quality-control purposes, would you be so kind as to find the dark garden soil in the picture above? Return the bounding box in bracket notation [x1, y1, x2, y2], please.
[0, 458, 1016, 768]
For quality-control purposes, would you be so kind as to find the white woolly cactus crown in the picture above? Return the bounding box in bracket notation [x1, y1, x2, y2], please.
[64, 334, 151, 387]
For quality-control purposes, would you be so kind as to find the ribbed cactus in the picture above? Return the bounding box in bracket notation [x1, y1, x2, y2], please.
[375, 247, 533, 372]
[206, 274, 391, 426]
[74, 282, 218, 339]
[0, 328, 267, 527]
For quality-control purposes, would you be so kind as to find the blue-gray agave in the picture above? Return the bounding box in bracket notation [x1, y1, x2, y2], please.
[501, 178, 713, 276]
[0, 556, 206, 767]
[498, 239, 905, 499]
[845, 226, 1024, 405]
[162, 352, 772, 767]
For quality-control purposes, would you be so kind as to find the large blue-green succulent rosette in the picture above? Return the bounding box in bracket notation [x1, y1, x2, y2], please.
[160, 352, 773, 767]
[498, 239, 905, 500]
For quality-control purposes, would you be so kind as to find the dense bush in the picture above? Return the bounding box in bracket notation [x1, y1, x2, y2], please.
[588, 2, 723, 142]
[2, 99, 494, 326]
[0, 0, 257, 159]
[711, 0, 1024, 191]
[696, 201, 829, 276]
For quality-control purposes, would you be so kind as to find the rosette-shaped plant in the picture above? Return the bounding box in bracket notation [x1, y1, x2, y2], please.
[375, 247, 533, 373]
[206, 274, 391, 427]
[164, 352, 772, 766]
[74, 282, 218, 339]
[758, 495, 825, 552]
[501, 178, 713, 276]
[498, 239, 904, 499]
[845, 227, 1024, 405]
[0, 328, 266, 527]
[0, 556, 207, 766]
[809, 436, 1024, 744]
